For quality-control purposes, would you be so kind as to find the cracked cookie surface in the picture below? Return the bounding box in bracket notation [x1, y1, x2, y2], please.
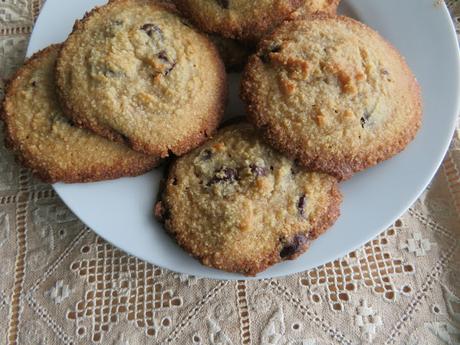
[175, 0, 339, 42]
[241, 15, 422, 180]
[155, 123, 341, 275]
[56, 0, 226, 157]
[2, 45, 159, 183]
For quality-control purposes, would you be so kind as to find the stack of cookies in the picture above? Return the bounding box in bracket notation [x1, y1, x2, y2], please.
[1, 0, 422, 276]
[2, 0, 226, 182]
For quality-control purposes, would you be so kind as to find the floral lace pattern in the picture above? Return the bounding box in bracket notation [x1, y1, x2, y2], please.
[0, 1, 459, 344]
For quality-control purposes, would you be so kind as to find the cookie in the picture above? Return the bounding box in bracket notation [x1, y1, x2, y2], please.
[174, 0, 307, 42]
[241, 15, 422, 180]
[1, 45, 159, 183]
[155, 123, 341, 275]
[175, 0, 340, 42]
[56, 0, 226, 157]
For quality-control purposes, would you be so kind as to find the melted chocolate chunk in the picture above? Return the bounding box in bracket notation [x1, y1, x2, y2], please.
[207, 167, 238, 186]
[297, 194, 307, 218]
[141, 23, 163, 40]
[216, 0, 230, 9]
[250, 164, 268, 177]
[30, 81, 37, 87]
[280, 234, 308, 258]
[360, 111, 371, 129]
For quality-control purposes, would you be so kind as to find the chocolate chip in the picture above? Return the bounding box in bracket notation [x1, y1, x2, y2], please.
[157, 51, 176, 76]
[250, 164, 268, 177]
[259, 44, 282, 63]
[141, 23, 163, 40]
[202, 149, 213, 160]
[31, 81, 37, 87]
[221, 167, 238, 181]
[216, 0, 229, 9]
[207, 167, 238, 186]
[297, 194, 307, 218]
[280, 234, 308, 258]
[360, 111, 371, 128]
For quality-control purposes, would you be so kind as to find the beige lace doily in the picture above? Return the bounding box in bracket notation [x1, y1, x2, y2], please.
[0, 1, 459, 344]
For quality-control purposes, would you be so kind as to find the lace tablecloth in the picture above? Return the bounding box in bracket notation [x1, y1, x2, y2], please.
[1, 1, 459, 344]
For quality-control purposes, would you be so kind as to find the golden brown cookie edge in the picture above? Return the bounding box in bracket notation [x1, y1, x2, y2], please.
[2, 45, 161, 183]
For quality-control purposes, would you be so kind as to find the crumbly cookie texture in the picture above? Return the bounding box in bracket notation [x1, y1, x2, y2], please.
[175, 0, 339, 42]
[241, 15, 422, 180]
[1, 45, 159, 183]
[155, 123, 341, 276]
[56, 0, 226, 157]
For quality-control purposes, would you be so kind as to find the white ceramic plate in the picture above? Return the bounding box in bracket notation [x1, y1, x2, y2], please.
[27, 0, 459, 279]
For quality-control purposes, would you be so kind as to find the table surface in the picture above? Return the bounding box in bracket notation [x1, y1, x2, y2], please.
[0, 1, 459, 344]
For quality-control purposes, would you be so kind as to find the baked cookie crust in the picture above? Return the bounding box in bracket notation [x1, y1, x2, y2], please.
[155, 123, 341, 275]
[241, 15, 422, 180]
[2, 45, 159, 183]
[56, 0, 227, 157]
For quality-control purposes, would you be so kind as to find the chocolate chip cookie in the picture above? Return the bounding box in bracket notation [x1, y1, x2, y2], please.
[155, 123, 341, 275]
[56, 0, 226, 157]
[175, 0, 339, 42]
[241, 15, 422, 180]
[2, 45, 159, 183]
